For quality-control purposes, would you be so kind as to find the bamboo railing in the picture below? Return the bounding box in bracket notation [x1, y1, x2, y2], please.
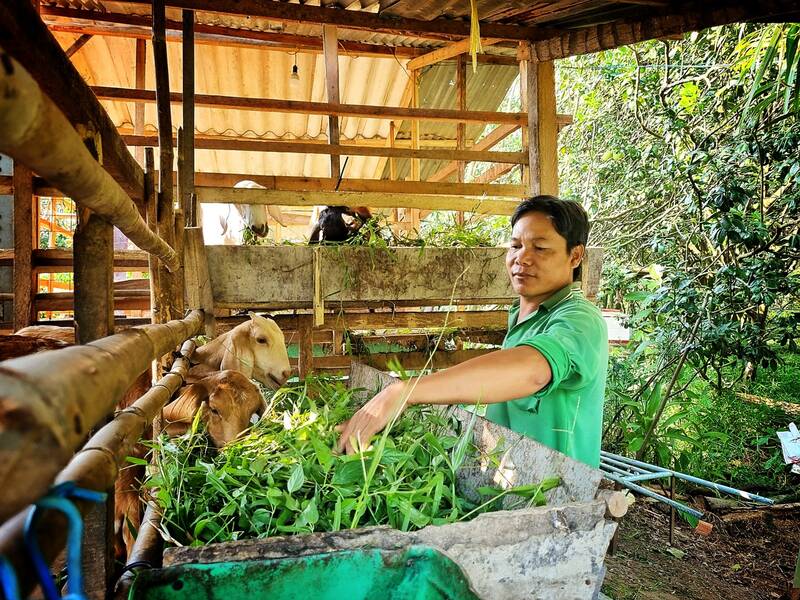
[0, 53, 179, 272]
[0, 311, 202, 523]
[0, 336, 198, 596]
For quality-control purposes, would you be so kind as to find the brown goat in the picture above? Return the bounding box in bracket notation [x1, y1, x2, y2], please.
[163, 370, 265, 447]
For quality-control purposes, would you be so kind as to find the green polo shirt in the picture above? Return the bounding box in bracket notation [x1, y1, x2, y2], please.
[485, 283, 608, 467]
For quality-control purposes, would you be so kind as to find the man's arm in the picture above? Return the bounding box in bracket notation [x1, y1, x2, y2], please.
[337, 345, 551, 453]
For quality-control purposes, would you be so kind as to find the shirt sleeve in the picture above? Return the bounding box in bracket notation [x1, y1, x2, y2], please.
[513, 305, 608, 397]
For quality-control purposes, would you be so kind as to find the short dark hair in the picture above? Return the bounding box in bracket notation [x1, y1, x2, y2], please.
[511, 195, 590, 281]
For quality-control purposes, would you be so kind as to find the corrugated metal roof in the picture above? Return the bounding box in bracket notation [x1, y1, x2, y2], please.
[54, 23, 518, 181]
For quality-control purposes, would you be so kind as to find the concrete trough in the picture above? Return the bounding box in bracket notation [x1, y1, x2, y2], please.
[158, 363, 621, 599]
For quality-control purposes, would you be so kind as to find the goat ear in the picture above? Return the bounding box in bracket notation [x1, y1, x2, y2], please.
[221, 338, 254, 378]
[164, 383, 209, 423]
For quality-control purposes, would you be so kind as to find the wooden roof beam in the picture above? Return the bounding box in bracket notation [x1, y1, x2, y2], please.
[523, 1, 800, 62]
[64, 33, 92, 58]
[41, 6, 427, 60]
[407, 37, 502, 71]
[0, 1, 145, 203]
[121, 134, 527, 164]
[186, 175, 525, 198]
[95, 86, 528, 125]
[428, 124, 518, 183]
[195, 187, 522, 215]
[119, 0, 563, 42]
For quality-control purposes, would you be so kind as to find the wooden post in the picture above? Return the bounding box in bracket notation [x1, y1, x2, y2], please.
[322, 25, 341, 179]
[456, 54, 466, 225]
[520, 46, 540, 197]
[180, 10, 195, 224]
[312, 247, 324, 327]
[12, 162, 33, 330]
[410, 69, 420, 182]
[536, 60, 558, 196]
[183, 226, 215, 338]
[298, 315, 312, 379]
[388, 121, 397, 181]
[73, 146, 115, 599]
[73, 209, 114, 343]
[134, 39, 147, 167]
[152, 0, 182, 321]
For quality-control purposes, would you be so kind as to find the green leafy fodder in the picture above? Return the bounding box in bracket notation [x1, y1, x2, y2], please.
[147, 377, 558, 546]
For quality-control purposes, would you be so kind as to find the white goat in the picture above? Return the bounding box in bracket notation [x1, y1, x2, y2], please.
[200, 180, 286, 245]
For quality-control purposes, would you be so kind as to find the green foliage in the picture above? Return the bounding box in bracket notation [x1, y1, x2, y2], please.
[147, 377, 558, 546]
[558, 24, 800, 476]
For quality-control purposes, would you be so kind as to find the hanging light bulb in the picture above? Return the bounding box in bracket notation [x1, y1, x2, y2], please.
[290, 53, 300, 82]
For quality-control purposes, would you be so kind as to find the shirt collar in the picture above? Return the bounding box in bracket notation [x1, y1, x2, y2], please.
[510, 282, 580, 319]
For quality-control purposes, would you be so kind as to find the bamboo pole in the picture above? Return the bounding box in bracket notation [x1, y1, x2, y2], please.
[0, 311, 202, 523]
[113, 503, 163, 600]
[0, 53, 179, 271]
[0, 340, 195, 598]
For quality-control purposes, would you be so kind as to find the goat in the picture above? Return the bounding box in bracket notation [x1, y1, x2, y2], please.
[200, 180, 286, 245]
[162, 370, 265, 447]
[189, 312, 292, 388]
[309, 206, 372, 244]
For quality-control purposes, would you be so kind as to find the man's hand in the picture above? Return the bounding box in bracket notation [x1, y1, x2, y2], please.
[337, 382, 408, 454]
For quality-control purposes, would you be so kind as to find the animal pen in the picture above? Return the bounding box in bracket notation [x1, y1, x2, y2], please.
[0, 1, 797, 599]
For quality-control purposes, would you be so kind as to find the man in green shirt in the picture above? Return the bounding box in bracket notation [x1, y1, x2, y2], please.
[337, 196, 608, 467]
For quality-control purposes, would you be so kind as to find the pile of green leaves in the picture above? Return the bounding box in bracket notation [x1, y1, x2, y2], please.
[146, 377, 558, 546]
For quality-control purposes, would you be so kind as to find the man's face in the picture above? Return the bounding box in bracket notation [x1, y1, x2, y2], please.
[505, 211, 583, 304]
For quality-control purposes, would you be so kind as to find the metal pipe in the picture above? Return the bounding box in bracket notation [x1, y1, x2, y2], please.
[602, 472, 704, 519]
[0, 53, 179, 272]
[599, 461, 638, 478]
[621, 471, 671, 483]
[602, 451, 774, 505]
[601, 453, 653, 474]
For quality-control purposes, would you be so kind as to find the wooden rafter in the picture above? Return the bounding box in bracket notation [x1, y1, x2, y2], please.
[0, 1, 145, 203]
[186, 175, 525, 198]
[121, 134, 528, 164]
[473, 163, 515, 184]
[41, 6, 422, 60]
[407, 37, 502, 71]
[117, 0, 563, 42]
[428, 124, 519, 183]
[323, 25, 341, 179]
[92, 86, 528, 126]
[195, 187, 521, 215]
[64, 33, 92, 58]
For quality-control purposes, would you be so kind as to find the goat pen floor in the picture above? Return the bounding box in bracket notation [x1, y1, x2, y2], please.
[602, 500, 800, 599]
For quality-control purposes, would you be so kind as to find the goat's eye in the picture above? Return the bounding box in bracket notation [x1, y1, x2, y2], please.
[210, 407, 220, 416]
[256, 337, 268, 345]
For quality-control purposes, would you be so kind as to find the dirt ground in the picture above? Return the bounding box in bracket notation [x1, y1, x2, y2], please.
[603, 500, 800, 599]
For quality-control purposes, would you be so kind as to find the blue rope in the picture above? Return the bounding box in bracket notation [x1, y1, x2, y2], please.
[23, 482, 106, 600]
[0, 557, 21, 600]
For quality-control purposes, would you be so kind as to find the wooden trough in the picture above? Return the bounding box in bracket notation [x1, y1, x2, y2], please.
[135, 363, 625, 600]
[202, 244, 603, 377]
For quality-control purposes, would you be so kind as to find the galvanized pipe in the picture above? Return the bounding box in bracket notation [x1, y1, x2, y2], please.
[602, 451, 774, 505]
[602, 472, 704, 519]
[0, 53, 179, 272]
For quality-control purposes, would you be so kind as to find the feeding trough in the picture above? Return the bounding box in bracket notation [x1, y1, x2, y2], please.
[132, 364, 625, 600]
